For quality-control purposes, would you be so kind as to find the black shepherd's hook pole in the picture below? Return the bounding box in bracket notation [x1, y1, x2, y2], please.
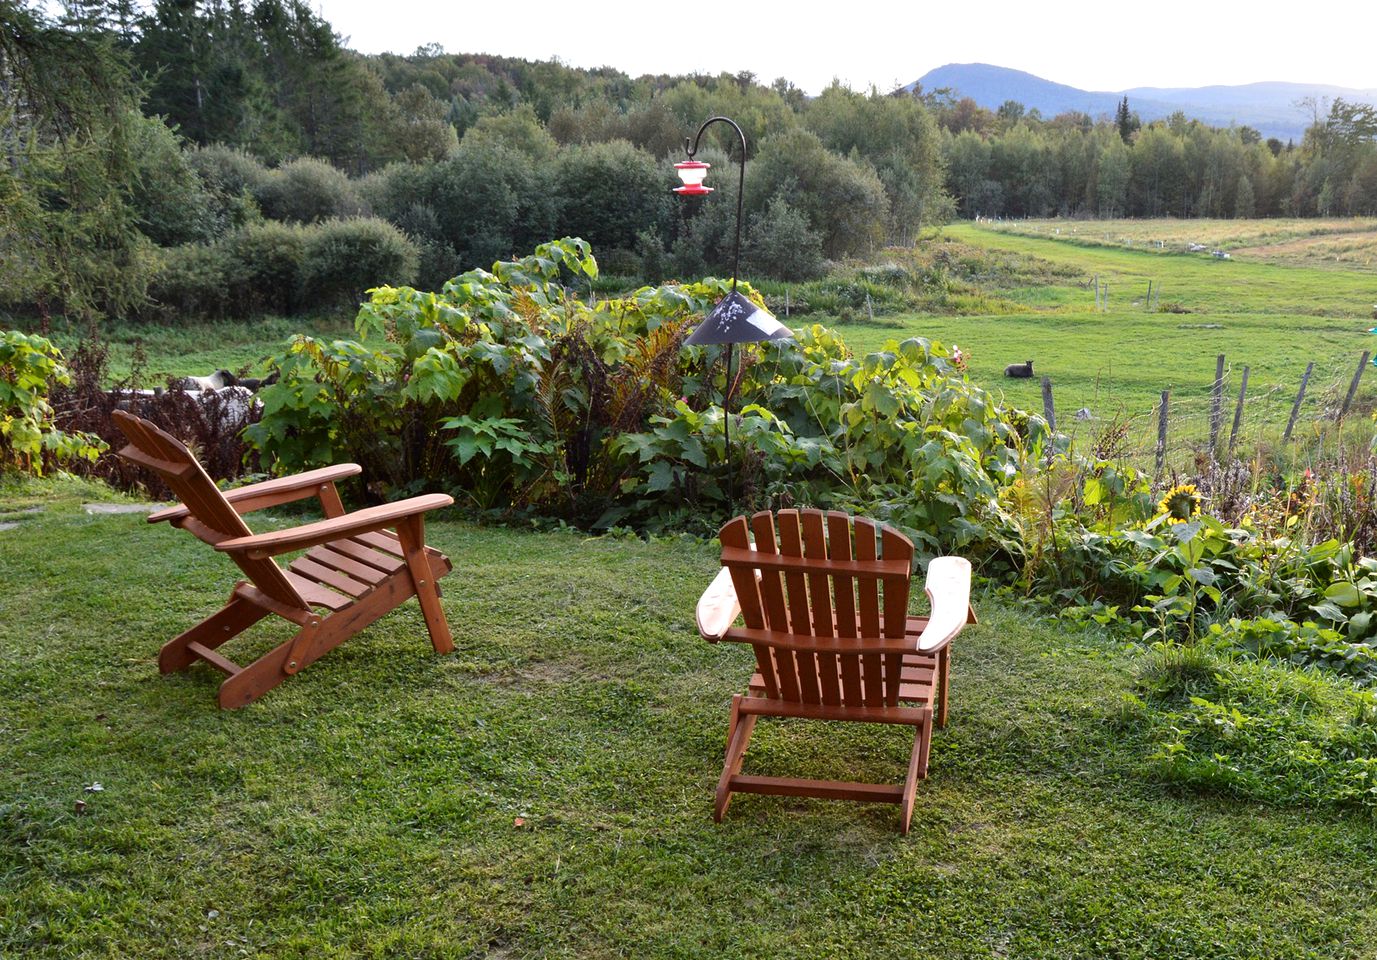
[684, 116, 747, 298]
[684, 116, 747, 506]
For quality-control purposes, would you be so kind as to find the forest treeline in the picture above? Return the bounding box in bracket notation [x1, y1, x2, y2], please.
[3, 0, 1375, 322]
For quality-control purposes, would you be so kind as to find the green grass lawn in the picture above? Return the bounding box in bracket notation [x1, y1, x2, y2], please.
[4, 476, 1377, 958]
[842, 224, 1377, 456]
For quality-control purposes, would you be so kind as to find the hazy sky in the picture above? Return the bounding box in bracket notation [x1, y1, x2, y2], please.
[318, 0, 1376, 94]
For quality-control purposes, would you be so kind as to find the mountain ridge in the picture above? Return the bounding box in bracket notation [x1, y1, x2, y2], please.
[906, 63, 1377, 141]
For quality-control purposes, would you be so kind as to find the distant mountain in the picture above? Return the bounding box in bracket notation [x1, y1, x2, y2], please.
[905, 64, 1377, 142]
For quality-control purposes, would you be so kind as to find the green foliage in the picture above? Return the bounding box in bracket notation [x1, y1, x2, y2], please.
[146, 242, 237, 321]
[0, 6, 156, 318]
[222, 221, 309, 316]
[125, 114, 216, 246]
[0, 331, 105, 473]
[186, 144, 269, 235]
[749, 127, 890, 259]
[553, 140, 672, 254]
[742, 197, 825, 281]
[300, 218, 420, 309]
[254, 157, 363, 224]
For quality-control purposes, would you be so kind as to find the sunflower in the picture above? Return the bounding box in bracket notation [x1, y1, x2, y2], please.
[1158, 483, 1202, 524]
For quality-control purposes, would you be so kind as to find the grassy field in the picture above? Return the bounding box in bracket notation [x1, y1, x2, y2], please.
[978, 217, 1377, 270]
[842, 223, 1377, 458]
[37, 315, 353, 383]
[4, 476, 1377, 958]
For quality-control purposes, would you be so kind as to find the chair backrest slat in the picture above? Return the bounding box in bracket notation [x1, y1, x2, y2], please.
[881, 527, 913, 706]
[720, 517, 778, 698]
[827, 511, 864, 704]
[827, 512, 858, 639]
[777, 510, 821, 705]
[720, 510, 914, 711]
[800, 509, 841, 706]
[750, 511, 800, 702]
[113, 411, 308, 611]
[854, 518, 885, 707]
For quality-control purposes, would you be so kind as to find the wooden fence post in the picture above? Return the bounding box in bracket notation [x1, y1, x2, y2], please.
[1227, 365, 1249, 457]
[1340, 351, 1370, 420]
[1209, 354, 1225, 459]
[1041, 376, 1056, 433]
[1093, 275, 1099, 310]
[1283, 361, 1314, 443]
[1156, 390, 1169, 475]
[1145, 280, 1153, 311]
[784, 289, 790, 317]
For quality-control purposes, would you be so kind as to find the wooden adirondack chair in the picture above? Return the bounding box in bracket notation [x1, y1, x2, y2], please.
[695, 509, 974, 833]
[112, 410, 456, 709]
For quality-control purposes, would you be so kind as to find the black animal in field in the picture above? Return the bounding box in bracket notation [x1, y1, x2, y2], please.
[1004, 360, 1034, 378]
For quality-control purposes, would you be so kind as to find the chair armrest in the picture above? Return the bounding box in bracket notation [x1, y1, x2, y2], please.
[914, 557, 972, 653]
[148, 464, 364, 525]
[215, 493, 453, 559]
[696, 566, 743, 641]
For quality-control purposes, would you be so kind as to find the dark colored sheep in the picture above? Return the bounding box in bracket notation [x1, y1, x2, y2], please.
[1004, 360, 1034, 378]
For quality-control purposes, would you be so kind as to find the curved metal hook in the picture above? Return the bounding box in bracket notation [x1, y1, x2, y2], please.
[681, 116, 748, 295]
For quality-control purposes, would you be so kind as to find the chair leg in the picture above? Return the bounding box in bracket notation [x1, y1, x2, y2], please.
[396, 515, 453, 654]
[899, 708, 933, 835]
[714, 695, 757, 823]
[160, 590, 267, 674]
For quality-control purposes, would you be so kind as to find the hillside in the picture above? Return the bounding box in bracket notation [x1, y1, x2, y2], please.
[909, 63, 1377, 141]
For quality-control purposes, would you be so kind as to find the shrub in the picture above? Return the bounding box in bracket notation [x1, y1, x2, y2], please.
[245, 237, 1022, 544]
[743, 196, 825, 281]
[0, 331, 104, 475]
[356, 161, 430, 225]
[421, 139, 558, 269]
[300, 218, 420, 309]
[223, 220, 308, 316]
[553, 140, 672, 254]
[127, 115, 215, 247]
[146, 243, 235, 321]
[187, 144, 268, 236]
[47, 335, 260, 496]
[254, 157, 362, 224]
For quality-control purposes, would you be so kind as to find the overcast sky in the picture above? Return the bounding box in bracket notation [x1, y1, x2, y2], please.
[317, 0, 1376, 95]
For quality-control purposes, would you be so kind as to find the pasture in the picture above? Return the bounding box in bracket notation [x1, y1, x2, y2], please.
[850, 222, 1377, 460]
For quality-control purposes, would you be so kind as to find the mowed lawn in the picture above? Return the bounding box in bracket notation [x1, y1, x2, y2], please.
[4, 478, 1377, 958]
[846, 224, 1377, 450]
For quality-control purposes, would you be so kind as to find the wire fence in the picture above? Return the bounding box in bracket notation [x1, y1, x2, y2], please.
[1045, 353, 1377, 474]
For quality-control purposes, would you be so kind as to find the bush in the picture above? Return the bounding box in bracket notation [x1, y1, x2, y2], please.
[743, 196, 825, 281]
[254, 157, 362, 224]
[187, 144, 268, 236]
[356, 161, 430, 224]
[553, 140, 672, 254]
[146, 243, 236, 321]
[223, 220, 308, 315]
[300, 218, 420, 309]
[127, 115, 215, 247]
[0, 331, 104, 475]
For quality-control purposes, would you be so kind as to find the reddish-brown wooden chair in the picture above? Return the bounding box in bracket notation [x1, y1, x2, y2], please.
[112, 410, 456, 709]
[695, 509, 974, 833]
